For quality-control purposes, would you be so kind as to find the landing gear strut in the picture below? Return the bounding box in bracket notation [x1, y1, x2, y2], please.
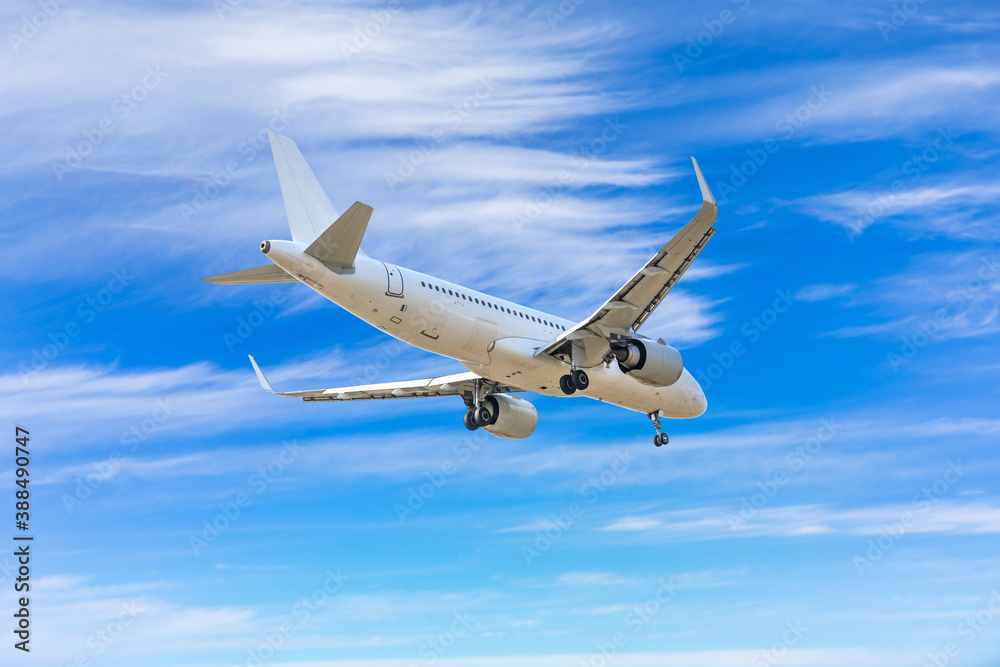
[649, 411, 668, 447]
[559, 369, 589, 395]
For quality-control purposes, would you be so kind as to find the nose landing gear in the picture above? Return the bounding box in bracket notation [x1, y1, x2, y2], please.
[649, 411, 669, 447]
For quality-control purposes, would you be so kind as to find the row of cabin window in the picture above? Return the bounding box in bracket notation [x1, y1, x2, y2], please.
[420, 280, 566, 330]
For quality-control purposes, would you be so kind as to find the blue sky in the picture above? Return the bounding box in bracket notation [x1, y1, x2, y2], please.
[2, 0, 999, 665]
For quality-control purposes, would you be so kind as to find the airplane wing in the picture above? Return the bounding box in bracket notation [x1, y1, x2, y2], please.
[538, 158, 718, 367]
[248, 355, 522, 402]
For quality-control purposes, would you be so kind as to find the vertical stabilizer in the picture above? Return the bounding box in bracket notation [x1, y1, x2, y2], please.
[268, 132, 339, 244]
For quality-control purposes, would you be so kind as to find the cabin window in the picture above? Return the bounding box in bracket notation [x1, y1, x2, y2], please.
[448, 289, 453, 295]
[421, 281, 425, 287]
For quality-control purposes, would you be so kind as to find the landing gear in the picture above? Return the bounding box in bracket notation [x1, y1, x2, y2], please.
[464, 406, 494, 430]
[649, 411, 668, 447]
[463, 383, 499, 430]
[559, 369, 588, 395]
[464, 411, 478, 431]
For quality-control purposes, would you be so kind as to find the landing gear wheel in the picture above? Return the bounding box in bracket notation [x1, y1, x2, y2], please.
[559, 374, 576, 395]
[571, 369, 589, 391]
[463, 411, 479, 431]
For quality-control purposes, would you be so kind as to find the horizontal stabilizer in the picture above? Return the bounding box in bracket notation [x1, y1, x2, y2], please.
[304, 201, 373, 269]
[202, 265, 296, 285]
[269, 132, 339, 244]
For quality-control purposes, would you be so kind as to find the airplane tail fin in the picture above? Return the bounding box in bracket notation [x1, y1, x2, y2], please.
[268, 132, 340, 244]
[204, 134, 373, 285]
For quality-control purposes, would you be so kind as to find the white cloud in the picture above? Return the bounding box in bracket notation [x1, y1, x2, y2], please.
[794, 180, 1000, 240]
[795, 283, 856, 302]
[818, 249, 1000, 340]
[595, 500, 1000, 541]
[553, 572, 633, 586]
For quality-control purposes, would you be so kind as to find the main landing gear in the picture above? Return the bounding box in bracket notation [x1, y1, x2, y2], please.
[649, 411, 669, 447]
[464, 407, 493, 430]
[559, 369, 589, 395]
[464, 379, 498, 431]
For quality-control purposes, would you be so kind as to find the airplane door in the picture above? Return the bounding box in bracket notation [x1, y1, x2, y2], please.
[382, 262, 403, 297]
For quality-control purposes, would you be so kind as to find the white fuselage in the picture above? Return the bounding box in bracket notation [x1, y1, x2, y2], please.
[264, 240, 707, 419]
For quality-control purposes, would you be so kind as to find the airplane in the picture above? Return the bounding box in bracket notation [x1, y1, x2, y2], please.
[204, 133, 717, 447]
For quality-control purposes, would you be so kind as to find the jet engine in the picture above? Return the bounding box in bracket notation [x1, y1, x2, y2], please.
[482, 393, 538, 439]
[613, 339, 684, 387]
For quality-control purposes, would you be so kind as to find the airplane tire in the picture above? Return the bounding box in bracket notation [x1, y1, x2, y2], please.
[559, 374, 576, 395]
[464, 411, 479, 431]
[571, 369, 589, 391]
[654, 434, 662, 447]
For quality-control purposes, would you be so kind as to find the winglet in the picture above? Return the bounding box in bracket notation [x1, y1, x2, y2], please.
[691, 157, 716, 207]
[248, 355, 275, 393]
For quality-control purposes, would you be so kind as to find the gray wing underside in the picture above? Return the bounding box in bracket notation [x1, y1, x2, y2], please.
[248, 356, 523, 402]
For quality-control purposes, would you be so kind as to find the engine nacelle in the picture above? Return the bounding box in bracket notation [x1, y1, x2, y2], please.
[483, 393, 538, 439]
[614, 339, 683, 387]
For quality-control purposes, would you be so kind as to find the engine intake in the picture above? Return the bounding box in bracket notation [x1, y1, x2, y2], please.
[482, 394, 538, 439]
[614, 339, 683, 387]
